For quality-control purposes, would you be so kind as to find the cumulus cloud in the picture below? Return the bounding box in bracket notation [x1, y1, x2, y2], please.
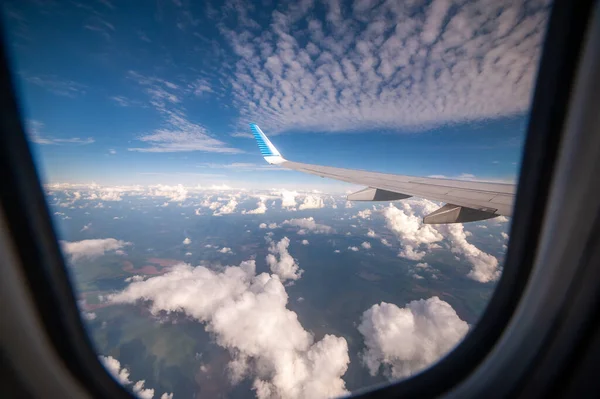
[301, 239, 309, 245]
[62, 238, 130, 261]
[274, 189, 298, 210]
[383, 203, 443, 260]
[213, 198, 238, 216]
[183, 237, 191, 245]
[358, 297, 469, 380]
[348, 246, 359, 252]
[110, 261, 349, 399]
[367, 229, 376, 238]
[361, 242, 372, 249]
[357, 209, 372, 219]
[298, 195, 324, 210]
[100, 355, 171, 399]
[444, 224, 500, 283]
[266, 237, 303, 281]
[244, 198, 268, 214]
[219, 247, 232, 254]
[283, 217, 333, 235]
[147, 184, 188, 202]
[220, 0, 549, 134]
[80, 222, 92, 232]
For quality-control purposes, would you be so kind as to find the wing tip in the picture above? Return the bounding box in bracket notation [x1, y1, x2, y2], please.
[249, 123, 285, 164]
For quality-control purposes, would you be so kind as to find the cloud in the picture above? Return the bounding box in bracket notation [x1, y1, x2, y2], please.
[100, 355, 172, 399]
[26, 120, 95, 145]
[357, 209, 372, 219]
[298, 195, 324, 210]
[183, 237, 191, 245]
[244, 198, 268, 214]
[367, 229, 376, 238]
[147, 184, 188, 202]
[283, 217, 333, 234]
[213, 198, 238, 216]
[80, 222, 92, 232]
[266, 237, 303, 281]
[125, 71, 240, 154]
[382, 203, 443, 260]
[358, 297, 469, 380]
[219, 247, 232, 254]
[301, 239, 309, 245]
[110, 260, 349, 399]
[62, 238, 130, 261]
[273, 189, 298, 209]
[361, 241, 371, 249]
[348, 246, 359, 252]
[444, 224, 500, 283]
[501, 232, 509, 240]
[219, 0, 549, 134]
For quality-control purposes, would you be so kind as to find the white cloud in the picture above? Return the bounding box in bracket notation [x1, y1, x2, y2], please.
[221, 0, 549, 134]
[380, 238, 391, 247]
[367, 229, 376, 238]
[147, 184, 188, 202]
[361, 241, 371, 249]
[100, 355, 132, 385]
[125, 275, 145, 283]
[348, 246, 359, 252]
[219, 247, 232, 254]
[100, 355, 171, 399]
[495, 216, 509, 223]
[358, 297, 469, 380]
[444, 224, 501, 283]
[266, 237, 303, 281]
[283, 217, 333, 234]
[244, 198, 268, 214]
[62, 238, 130, 261]
[259, 223, 267, 229]
[80, 222, 92, 232]
[83, 312, 97, 321]
[110, 261, 349, 399]
[357, 209, 372, 219]
[301, 239, 309, 245]
[132, 380, 154, 399]
[183, 237, 191, 245]
[383, 203, 443, 260]
[298, 195, 324, 210]
[274, 189, 298, 209]
[501, 232, 509, 240]
[213, 198, 238, 216]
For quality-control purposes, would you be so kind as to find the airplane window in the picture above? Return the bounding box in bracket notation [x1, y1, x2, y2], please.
[1, 0, 551, 398]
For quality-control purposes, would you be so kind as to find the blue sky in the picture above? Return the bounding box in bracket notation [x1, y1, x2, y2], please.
[1, 0, 549, 190]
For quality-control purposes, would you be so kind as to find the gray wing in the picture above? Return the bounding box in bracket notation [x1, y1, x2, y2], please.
[250, 123, 515, 224]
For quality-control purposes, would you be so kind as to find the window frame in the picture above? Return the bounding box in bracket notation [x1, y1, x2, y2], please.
[0, 0, 596, 397]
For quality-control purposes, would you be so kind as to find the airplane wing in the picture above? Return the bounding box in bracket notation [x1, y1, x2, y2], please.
[250, 123, 515, 224]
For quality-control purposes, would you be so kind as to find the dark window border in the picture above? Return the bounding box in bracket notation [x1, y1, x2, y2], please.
[0, 1, 595, 398]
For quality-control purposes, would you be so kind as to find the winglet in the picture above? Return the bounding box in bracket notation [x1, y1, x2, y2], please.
[250, 123, 286, 164]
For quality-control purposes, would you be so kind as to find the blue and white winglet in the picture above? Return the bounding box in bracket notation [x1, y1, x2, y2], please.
[250, 123, 286, 164]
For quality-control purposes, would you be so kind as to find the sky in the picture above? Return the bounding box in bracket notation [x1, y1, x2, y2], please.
[1, 0, 550, 190]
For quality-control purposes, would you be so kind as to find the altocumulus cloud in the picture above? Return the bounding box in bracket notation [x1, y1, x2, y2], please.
[109, 260, 349, 399]
[219, 0, 550, 133]
[358, 297, 468, 380]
